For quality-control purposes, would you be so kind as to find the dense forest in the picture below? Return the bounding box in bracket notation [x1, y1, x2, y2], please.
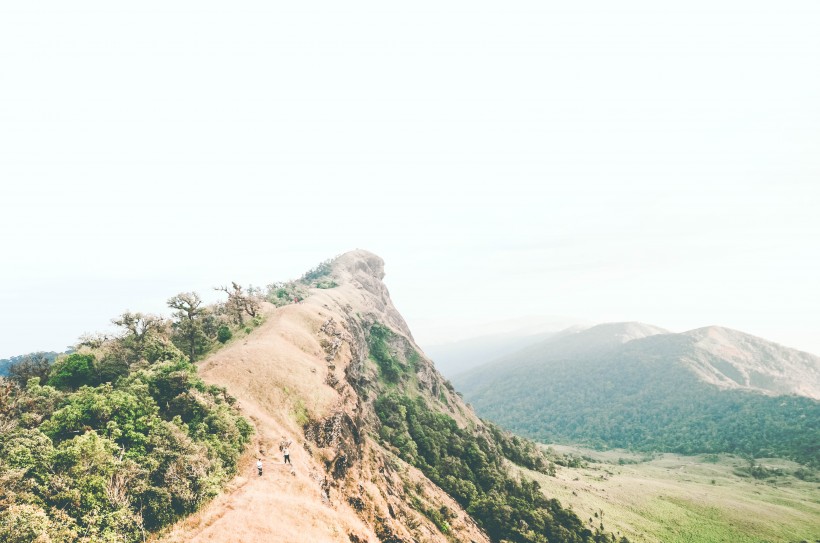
[456, 334, 820, 467]
[368, 323, 629, 543]
[0, 287, 266, 542]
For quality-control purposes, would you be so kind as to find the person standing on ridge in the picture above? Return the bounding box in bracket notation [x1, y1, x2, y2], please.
[283, 446, 291, 465]
[257, 458, 263, 476]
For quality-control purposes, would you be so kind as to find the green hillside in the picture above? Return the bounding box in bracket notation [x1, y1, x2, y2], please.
[455, 327, 820, 467]
[365, 321, 630, 543]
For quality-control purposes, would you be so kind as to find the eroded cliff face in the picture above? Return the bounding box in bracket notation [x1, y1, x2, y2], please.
[301, 250, 488, 542]
[158, 250, 488, 543]
[326, 250, 415, 340]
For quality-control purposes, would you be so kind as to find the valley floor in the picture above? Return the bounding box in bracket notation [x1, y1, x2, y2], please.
[519, 446, 820, 543]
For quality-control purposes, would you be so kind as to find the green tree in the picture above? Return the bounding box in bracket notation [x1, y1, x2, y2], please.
[93, 354, 130, 385]
[47, 353, 96, 390]
[0, 504, 77, 543]
[374, 392, 610, 543]
[0, 315, 251, 543]
[168, 292, 210, 362]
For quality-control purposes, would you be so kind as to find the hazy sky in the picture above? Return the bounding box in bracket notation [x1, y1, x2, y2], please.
[1, 1, 819, 359]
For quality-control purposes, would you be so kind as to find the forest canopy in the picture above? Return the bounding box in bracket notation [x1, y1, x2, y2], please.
[0, 288, 258, 543]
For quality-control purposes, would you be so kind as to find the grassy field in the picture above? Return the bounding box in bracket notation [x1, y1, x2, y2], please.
[516, 446, 820, 543]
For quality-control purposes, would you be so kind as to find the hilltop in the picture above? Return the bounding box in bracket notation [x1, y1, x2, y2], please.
[154, 250, 487, 542]
[680, 325, 820, 398]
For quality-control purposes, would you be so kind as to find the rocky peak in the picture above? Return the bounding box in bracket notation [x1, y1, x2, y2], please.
[331, 249, 386, 281]
[325, 250, 413, 340]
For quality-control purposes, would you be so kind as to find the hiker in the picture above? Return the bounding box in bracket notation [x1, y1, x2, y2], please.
[279, 437, 292, 451]
[283, 446, 291, 464]
[257, 458, 263, 476]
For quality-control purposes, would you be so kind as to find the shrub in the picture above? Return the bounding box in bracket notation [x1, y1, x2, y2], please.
[2, 351, 252, 542]
[265, 281, 308, 307]
[300, 259, 332, 283]
[217, 326, 232, 344]
[368, 324, 405, 383]
[0, 504, 76, 543]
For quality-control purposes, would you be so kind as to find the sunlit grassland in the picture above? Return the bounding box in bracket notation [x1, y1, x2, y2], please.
[515, 446, 820, 543]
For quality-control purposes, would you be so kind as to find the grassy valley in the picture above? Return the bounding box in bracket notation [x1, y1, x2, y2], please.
[518, 446, 820, 543]
[451, 322, 820, 542]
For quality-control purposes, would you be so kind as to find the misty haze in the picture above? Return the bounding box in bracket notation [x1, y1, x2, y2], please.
[1, 2, 818, 543]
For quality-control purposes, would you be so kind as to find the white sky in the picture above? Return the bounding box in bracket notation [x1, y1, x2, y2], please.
[1, 1, 819, 359]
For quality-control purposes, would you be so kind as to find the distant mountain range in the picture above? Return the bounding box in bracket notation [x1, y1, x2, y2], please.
[423, 322, 587, 378]
[453, 322, 820, 465]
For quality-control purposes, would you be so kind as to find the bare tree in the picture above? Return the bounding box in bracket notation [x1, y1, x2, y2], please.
[76, 332, 110, 350]
[112, 312, 166, 363]
[214, 282, 260, 325]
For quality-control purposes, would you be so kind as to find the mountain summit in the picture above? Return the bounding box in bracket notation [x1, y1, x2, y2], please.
[157, 250, 621, 543]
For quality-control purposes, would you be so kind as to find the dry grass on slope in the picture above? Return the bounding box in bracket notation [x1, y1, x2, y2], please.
[155, 252, 490, 543]
[198, 303, 340, 427]
[153, 303, 378, 543]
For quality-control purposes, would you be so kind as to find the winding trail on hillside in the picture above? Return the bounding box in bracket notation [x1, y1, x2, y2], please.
[153, 303, 375, 543]
[153, 251, 492, 543]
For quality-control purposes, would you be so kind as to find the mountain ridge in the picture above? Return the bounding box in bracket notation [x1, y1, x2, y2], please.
[678, 325, 820, 398]
[460, 321, 819, 399]
[159, 249, 488, 542]
[157, 250, 625, 543]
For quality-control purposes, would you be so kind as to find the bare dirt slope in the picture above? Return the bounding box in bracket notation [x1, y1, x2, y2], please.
[155, 250, 488, 543]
